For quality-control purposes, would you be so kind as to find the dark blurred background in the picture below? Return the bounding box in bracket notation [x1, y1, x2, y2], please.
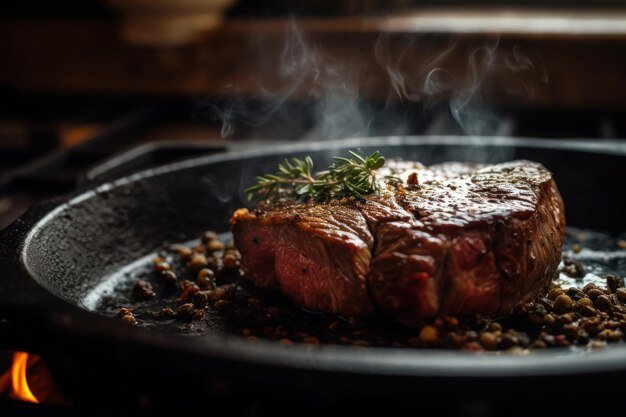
[2, 0, 626, 225]
[2, 2, 626, 413]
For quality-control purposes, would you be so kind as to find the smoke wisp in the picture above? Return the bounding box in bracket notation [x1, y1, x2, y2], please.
[203, 20, 548, 141]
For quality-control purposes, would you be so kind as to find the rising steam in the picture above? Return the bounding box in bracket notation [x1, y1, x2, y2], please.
[203, 20, 548, 140]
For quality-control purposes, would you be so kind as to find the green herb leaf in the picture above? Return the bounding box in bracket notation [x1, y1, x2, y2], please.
[245, 150, 387, 202]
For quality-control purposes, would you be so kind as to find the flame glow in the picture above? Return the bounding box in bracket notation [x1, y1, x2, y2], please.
[9, 352, 39, 403]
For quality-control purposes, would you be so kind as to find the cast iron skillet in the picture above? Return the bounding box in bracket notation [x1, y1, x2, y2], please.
[1, 136, 626, 412]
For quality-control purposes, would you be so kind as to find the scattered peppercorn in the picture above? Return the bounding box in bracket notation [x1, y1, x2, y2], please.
[176, 303, 200, 320]
[207, 239, 225, 253]
[161, 270, 177, 286]
[202, 231, 218, 243]
[419, 326, 438, 343]
[154, 261, 171, 272]
[168, 244, 192, 259]
[555, 294, 574, 313]
[562, 257, 586, 278]
[606, 275, 625, 293]
[120, 314, 137, 325]
[197, 268, 215, 289]
[193, 291, 210, 308]
[157, 307, 176, 318]
[117, 307, 134, 318]
[116, 231, 626, 351]
[188, 254, 208, 270]
[177, 282, 200, 303]
[133, 280, 155, 300]
[223, 253, 239, 269]
[479, 332, 498, 350]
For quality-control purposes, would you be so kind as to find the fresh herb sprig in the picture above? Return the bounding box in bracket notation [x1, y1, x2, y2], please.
[245, 150, 387, 201]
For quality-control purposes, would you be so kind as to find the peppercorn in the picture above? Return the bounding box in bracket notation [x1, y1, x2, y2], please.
[606, 275, 625, 293]
[554, 335, 571, 347]
[193, 291, 210, 308]
[565, 287, 585, 300]
[582, 283, 599, 293]
[597, 329, 623, 342]
[419, 326, 438, 343]
[197, 268, 215, 289]
[488, 322, 503, 332]
[555, 294, 574, 313]
[479, 332, 498, 350]
[547, 287, 565, 300]
[587, 288, 605, 301]
[223, 253, 239, 269]
[579, 305, 598, 317]
[133, 280, 155, 299]
[556, 314, 574, 327]
[562, 258, 586, 278]
[161, 270, 177, 286]
[157, 307, 176, 318]
[605, 320, 622, 329]
[595, 295, 613, 311]
[616, 289, 626, 303]
[543, 313, 556, 326]
[578, 297, 593, 308]
[516, 332, 531, 347]
[213, 299, 230, 310]
[208, 287, 226, 301]
[154, 261, 171, 272]
[120, 315, 137, 325]
[561, 323, 579, 339]
[188, 254, 208, 270]
[201, 231, 218, 243]
[499, 333, 518, 349]
[118, 307, 134, 318]
[168, 244, 192, 258]
[176, 303, 198, 320]
[207, 239, 225, 253]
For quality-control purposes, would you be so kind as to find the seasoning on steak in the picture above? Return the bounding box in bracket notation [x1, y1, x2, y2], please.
[230, 160, 565, 324]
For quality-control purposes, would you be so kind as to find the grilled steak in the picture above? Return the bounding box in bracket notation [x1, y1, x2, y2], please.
[231, 160, 565, 324]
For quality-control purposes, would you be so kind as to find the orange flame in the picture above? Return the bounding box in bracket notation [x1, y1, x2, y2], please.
[9, 352, 39, 403]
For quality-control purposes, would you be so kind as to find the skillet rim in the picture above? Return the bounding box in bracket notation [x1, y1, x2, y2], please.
[5, 135, 626, 379]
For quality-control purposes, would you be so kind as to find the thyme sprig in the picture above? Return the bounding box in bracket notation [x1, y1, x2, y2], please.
[245, 150, 387, 201]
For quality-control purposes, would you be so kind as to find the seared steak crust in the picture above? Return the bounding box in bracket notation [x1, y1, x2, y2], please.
[231, 160, 565, 323]
[231, 202, 375, 316]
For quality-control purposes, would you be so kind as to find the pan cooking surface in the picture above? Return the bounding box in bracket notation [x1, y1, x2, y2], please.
[84, 226, 626, 349]
[9, 137, 626, 381]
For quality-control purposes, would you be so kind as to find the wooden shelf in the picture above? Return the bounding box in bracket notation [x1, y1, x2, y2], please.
[2, 10, 626, 108]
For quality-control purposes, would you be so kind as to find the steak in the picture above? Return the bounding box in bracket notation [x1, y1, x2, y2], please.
[230, 160, 565, 324]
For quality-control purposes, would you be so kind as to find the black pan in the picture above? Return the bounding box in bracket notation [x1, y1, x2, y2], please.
[1, 136, 626, 414]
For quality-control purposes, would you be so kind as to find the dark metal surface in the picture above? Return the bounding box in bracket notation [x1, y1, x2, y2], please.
[1, 136, 626, 411]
